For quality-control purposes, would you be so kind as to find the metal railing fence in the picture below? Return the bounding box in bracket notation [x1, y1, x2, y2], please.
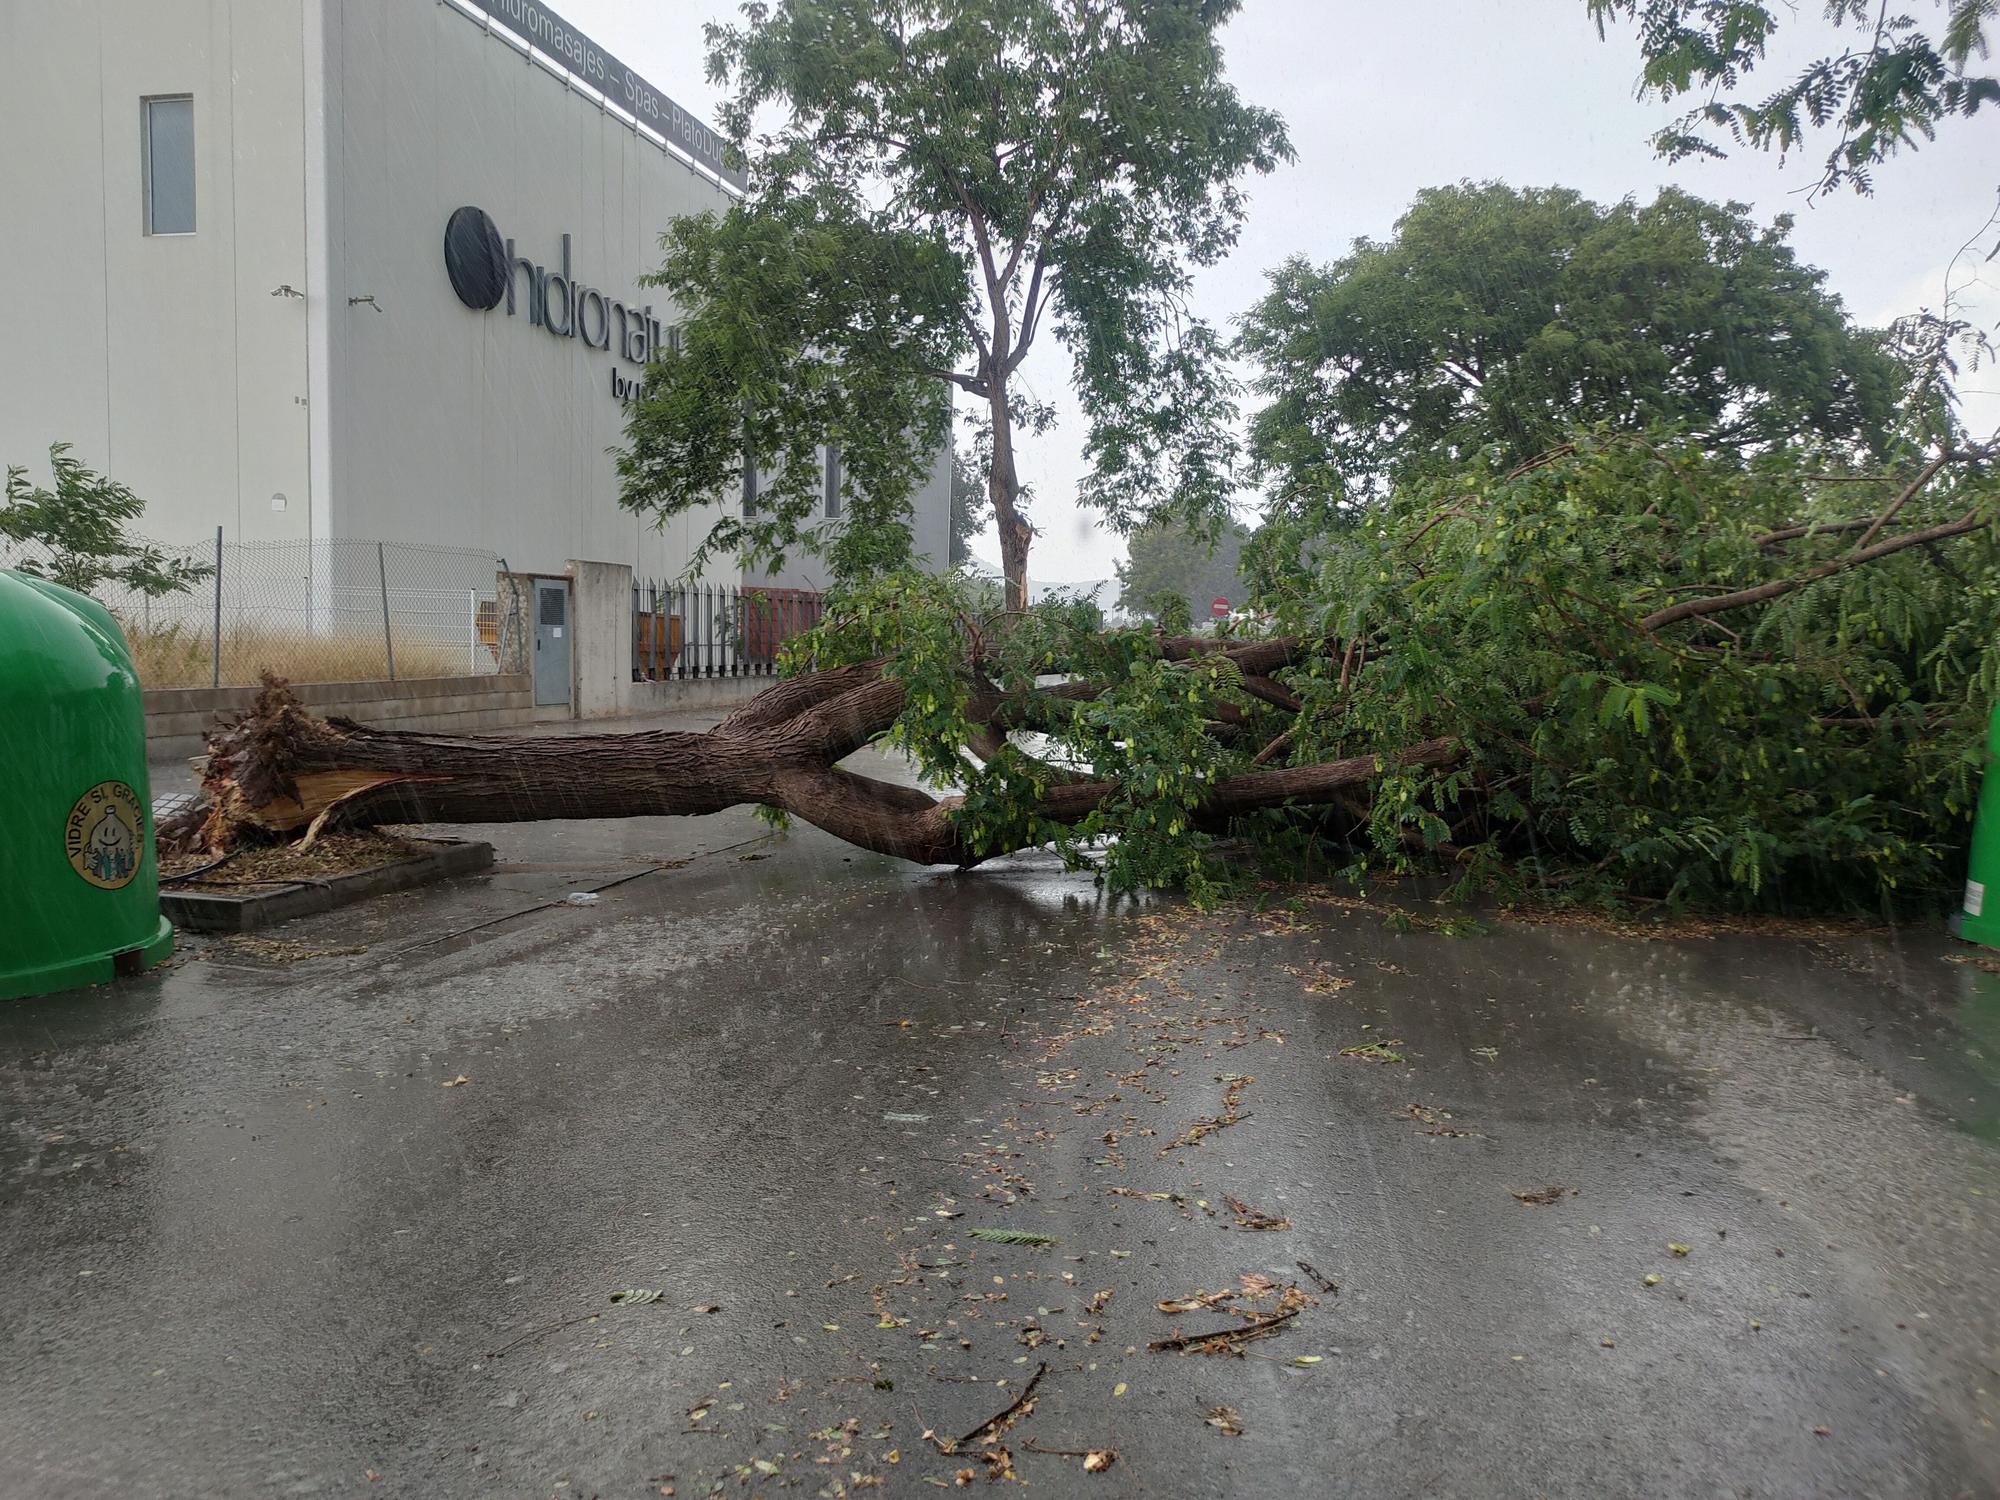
[631, 578, 823, 681]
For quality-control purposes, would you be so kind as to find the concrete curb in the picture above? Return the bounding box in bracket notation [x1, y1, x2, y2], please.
[160, 839, 495, 933]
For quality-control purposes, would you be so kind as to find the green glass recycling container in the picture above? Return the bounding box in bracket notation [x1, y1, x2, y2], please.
[0, 569, 173, 999]
[1954, 699, 2000, 950]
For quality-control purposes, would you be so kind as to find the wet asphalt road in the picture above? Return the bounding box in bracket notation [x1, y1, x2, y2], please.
[4, 720, 1999, 1499]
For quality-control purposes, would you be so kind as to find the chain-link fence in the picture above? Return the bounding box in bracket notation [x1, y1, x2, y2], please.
[2, 533, 527, 688]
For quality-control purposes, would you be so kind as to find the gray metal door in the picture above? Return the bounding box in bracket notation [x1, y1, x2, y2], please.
[533, 579, 571, 707]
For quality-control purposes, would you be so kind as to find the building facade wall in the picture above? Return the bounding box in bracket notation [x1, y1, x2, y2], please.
[0, 0, 313, 547]
[317, 0, 738, 580]
[744, 440, 957, 595]
[2, 0, 950, 592]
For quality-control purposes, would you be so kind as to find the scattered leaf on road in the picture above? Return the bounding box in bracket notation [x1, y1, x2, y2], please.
[1205, 1405, 1244, 1437]
[1511, 1185, 1572, 1206]
[1225, 1194, 1291, 1230]
[1339, 1040, 1407, 1063]
[1157, 1288, 1235, 1314]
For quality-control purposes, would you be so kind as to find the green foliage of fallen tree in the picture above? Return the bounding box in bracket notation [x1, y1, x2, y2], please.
[1259, 433, 1998, 909]
[792, 431, 1999, 912]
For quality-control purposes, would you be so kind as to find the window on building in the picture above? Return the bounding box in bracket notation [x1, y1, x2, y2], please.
[823, 445, 842, 519]
[743, 451, 758, 515]
[143, 95, 196, 235]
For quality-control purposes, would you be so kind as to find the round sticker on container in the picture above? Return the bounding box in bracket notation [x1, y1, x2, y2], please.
[65, 781, 145, 889]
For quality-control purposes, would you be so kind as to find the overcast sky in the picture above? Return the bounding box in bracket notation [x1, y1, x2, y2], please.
[559, 0, 2000, 584]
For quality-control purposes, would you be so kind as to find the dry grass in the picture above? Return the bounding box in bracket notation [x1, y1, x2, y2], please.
[119, 618, 480, 688]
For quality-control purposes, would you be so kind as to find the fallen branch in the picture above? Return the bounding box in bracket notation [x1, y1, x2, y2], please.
[1022, 1439, 1113, 1458]
[1638, 511, 1991, 631]
[487, 1311, 599, 1359]
[1295, 1261, 1339, 1295]
[1252, 725, 1296, 766]
[1239, 674, 1304, 711]
[1148, 1306, 1300, 1352]
[1753, 516, 1876, 548]
[953, 1361, 1048, 1451]
[1850, 451, 1954, 554]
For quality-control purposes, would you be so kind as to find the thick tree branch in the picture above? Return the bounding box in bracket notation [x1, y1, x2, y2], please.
[927, 366, 991, 397]
[1638, 512, 1991, 631]
[1849, 451, 1953, 553]
[1753, 517, 1877, 548]
[1004, 250, 1051, 375]
[1239, 675, 1304, 712]
[717, 661, 885, 735]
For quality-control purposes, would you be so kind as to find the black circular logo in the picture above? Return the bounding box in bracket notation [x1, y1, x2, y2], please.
[444, 206, 507, 311]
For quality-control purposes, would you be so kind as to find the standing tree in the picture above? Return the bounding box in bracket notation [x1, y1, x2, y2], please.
[616, 0, 1290, 610]
[1586, 1, 1997, 197]
[1239, 183, 1906, 504]
[3, 443, 211, 599]
[1115, 515, 1250, 625]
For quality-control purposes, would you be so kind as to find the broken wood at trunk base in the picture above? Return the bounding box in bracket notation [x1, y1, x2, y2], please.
[158, 632, 1458, 866]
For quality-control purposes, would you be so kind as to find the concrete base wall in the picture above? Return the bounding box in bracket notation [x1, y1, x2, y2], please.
[563, 555, 774, 721]
[145, 674, 534, 761]
[617, 675, 771, 717]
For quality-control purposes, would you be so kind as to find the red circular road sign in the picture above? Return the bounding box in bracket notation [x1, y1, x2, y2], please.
[1210, 596, 1230, 618]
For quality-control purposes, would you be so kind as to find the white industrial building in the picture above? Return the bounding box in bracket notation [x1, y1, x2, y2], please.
[0, 0, 949, 604]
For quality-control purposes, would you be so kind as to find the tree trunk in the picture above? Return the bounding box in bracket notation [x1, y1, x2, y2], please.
[164, 656, 1453, 869]
[988, 373, 1033, 614]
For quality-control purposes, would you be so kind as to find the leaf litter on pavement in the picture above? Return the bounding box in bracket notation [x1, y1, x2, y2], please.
[619, 895, 1393, 1492]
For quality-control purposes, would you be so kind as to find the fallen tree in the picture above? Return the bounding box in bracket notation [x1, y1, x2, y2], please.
[166, 433, 2000, 914]
[160, 643, 1458, 871]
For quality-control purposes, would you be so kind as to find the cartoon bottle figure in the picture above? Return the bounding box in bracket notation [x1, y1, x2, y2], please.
[85, 807, 135, 885]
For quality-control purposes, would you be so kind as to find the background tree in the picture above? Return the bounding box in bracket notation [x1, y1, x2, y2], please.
[1115, 516, 1250, 624]
[2, 444, 210, 599]
[1587, 0, 1997, 197]
[617, 0, 1289, 609]
[947, 446, 989, 567]
[1239, 183, 1905, 505]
